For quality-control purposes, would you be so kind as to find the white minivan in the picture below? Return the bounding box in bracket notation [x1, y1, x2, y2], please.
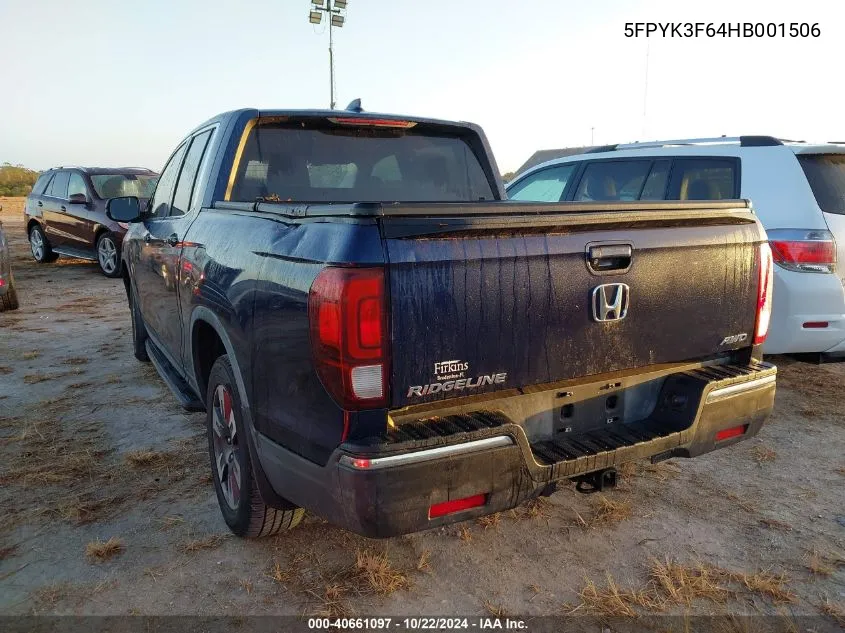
[506, 136, 845, 357]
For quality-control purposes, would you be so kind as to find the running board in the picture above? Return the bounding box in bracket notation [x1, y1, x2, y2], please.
[145, 340, 205, 412]
[52, 246, 96, 261]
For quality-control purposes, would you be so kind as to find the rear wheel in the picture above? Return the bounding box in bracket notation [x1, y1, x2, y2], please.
[96, 232, 121, 278]
[129, 284, 149, 362]
[206, 355, 304, 538]
[29, 225, 58, 263]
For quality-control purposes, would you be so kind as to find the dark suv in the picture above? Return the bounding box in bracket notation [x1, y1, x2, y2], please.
[24, 167, 158, 277]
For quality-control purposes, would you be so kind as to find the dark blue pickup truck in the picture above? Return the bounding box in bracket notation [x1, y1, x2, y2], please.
[107, 107, 777, 538]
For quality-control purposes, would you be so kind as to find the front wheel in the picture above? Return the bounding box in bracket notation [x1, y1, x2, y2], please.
[206, 355, 304, 538]
[96, 232, 121, 278]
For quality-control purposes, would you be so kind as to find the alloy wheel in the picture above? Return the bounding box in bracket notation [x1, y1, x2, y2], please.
[30, 230, 44, 261]
[98, 237, 117, 274]
[211, 384, 242, 510]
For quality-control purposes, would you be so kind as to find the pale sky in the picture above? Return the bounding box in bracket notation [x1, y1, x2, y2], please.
[0, 0, 842, 174]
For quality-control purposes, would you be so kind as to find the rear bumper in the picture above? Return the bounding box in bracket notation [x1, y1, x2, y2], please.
[256, 361, 776, 538]
[765, 267, 845, 354]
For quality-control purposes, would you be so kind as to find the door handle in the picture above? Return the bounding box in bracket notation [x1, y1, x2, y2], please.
[167, 234, 179, 247]
[60, 206, 67, 212]
[143, 232, 152, 244]
[37, 201, 43, 207]
[587, 244, 633, 273]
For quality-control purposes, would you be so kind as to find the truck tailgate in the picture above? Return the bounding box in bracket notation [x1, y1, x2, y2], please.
[381, 202, 764, 408]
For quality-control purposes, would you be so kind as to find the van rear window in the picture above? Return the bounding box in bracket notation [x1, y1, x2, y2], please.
[227, 119, 495, 203]
[797, 154, 845, 215]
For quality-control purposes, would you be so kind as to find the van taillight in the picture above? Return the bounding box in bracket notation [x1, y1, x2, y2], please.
[308, 267, 389, 410]
[768, 229, 836, 274]
[754, 242, 774, 345]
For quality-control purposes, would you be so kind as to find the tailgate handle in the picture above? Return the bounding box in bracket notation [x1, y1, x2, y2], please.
[588, 244, 632, 273]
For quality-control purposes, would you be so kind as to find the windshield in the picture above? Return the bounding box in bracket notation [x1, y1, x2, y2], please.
[90, 174, 158, 199]
[797, 154, 845, 215]
[227, 119, 495, 203]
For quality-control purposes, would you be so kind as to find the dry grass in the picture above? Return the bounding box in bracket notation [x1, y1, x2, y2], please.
[806, 548, 844, 577]
[573, 573, 659, 617]
[820, 599, 845, 627]
[619, 460, 682, 483]
[749, 445, 777, 463]
[67, 382, 93, 390]
[734, 570, 796, 604]
[352, 548, 409, 595]
[416, 549, 431, 573]
[21, 351, 40, 360]
[240, 579, 253, 594]
[589, 495, 632, 526]
[0, 366, 12, 375]
[476, 512, 501, 531]
[182, 534, 225, 553]
[125, 450, 176, 468]
[836, 466, 845, 476]
[511, 496, 552, 521]
[458, 525, 473, 542]
[724, 491, 757, 513]
[648, 559, 732, 606]
[0, 545, 18, 560]
[23, 372, 51, 384]
[62, 357, 89, 365]
[483, 600, 512, 618]
[85, 537, 125, 562]
[758, 517, 792, 532]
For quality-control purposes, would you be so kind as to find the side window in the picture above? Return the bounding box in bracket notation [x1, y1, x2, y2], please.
[48, 171, 70, 199]
[67, 173, 88, 198]
[669, 159, 738, 200]
[171, 130, 212, 217]
[574, 161, 651, 201]
[149, 143, 188, 218]
[32, 173, 53, 195]
[639, 160, 671, 200]
[507, 164, 577, 202]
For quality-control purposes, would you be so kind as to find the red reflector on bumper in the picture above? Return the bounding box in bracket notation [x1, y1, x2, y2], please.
[803, 321, 829, 329]
[429, 494, 487, 519]
[715, 425, 747, 441]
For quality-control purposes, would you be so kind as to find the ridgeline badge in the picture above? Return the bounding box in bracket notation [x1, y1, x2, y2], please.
[407, 359, 507, 398]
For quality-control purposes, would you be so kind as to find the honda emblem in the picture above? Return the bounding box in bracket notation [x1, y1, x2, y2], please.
[592, 283, 630, 322]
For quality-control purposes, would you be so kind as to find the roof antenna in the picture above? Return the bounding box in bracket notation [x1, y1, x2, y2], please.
[346, 98, 363, 113]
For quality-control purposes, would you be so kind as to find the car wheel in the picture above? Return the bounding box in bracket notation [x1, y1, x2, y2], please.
[96, 232, 121, 278]
[29, 225, 58, 263]
[0, 282, 19, 312]
[206, 355, 304, 538]
[129, 284, 149, 362]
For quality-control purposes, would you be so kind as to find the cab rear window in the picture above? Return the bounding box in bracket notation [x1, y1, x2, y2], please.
[226, 118, 495, 203]
[798, 154, 845, 215]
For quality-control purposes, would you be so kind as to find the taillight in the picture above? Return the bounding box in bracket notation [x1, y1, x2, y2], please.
[754, 242, 774, 345]
[327, 117, 417, 129]
[308, 267, 389, 410]
[768, 229, 836, 274]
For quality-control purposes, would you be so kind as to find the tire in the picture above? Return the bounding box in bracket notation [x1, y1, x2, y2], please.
[96, 232, 122, 278]
[206, 355, 304, 538]
[0, 284, 18, 312]
[29, 224, 58, 263]
[129, 284, 150, 362]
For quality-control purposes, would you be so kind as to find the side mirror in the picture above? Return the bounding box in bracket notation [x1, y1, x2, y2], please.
[106, 196, 142, 223]
[68, 193, 88, 205]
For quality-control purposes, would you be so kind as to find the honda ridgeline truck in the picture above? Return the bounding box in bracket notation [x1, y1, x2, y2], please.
[107, 106, 777, 538]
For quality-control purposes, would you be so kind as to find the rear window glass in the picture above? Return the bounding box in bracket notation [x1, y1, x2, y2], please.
[32, 173, 52, 195]
[90, 174, 158, 199]
[227, 119, 495, 203]
[798, 154, 845, 215]
[670, 159, 737, 200]
[574, 161, 652, 201]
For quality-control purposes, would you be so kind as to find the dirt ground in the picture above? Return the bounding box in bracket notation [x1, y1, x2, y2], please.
[1, 196, 843, 628]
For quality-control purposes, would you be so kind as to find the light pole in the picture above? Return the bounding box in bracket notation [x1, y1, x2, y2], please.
[309, 0, 348, 110]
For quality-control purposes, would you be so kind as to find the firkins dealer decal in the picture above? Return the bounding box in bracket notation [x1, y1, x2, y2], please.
[406, 360, 507, 398]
